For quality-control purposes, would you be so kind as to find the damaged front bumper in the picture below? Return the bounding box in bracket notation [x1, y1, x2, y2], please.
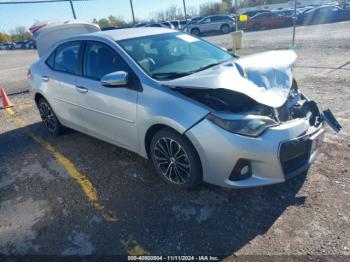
[186, 113, 326, 189]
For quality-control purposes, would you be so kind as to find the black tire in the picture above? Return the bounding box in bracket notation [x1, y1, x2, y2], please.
[38, 98, 64, 136]
[190, 28, 200, 36]
[150, 128, 202, 189]
[284, 20, 293, 27]
[252, 22, 260, 31]
[220, 24, 230, 34]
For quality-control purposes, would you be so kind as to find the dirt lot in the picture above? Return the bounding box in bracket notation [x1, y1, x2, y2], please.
[0, 22, 349, 259]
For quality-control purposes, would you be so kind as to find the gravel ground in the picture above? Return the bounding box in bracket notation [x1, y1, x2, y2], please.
[0, 22, 349, 259]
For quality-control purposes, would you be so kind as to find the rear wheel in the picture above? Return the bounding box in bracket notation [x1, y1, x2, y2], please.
[150, 128, 202, 189]
[220, 24, 230, 34]
[38, 98, 64, 136]
[284, 19, 293, 27]
[190, 28, 200, 36]
[252, 22, 260, 31]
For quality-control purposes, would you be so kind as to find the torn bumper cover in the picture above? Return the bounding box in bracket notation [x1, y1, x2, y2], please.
[186, 116, 325, 188]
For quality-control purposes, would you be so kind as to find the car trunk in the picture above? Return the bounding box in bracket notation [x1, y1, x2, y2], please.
[30, 20, 100, 57]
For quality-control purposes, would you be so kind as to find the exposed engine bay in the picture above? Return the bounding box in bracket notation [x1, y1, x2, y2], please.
[175, 79, 323, 128]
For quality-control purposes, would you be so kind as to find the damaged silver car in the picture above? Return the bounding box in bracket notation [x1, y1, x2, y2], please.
[28, 24, 341, 189]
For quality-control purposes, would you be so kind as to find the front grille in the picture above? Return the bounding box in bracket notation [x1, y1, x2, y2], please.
[279, 136, 311, 179]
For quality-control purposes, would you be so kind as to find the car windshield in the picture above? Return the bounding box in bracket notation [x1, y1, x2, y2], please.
[118, 32, 233, 80]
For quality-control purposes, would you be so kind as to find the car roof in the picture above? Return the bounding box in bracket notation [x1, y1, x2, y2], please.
[91, 27, 175, 41]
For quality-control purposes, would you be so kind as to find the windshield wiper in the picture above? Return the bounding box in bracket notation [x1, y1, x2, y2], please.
[151, 60, 231, 80]
[191, 60, 230, 73]
[151, 72, 191, 80]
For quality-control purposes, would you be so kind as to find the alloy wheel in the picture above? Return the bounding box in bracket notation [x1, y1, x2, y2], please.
[39, 102, 57, 133]
[153, 137, 191, 184]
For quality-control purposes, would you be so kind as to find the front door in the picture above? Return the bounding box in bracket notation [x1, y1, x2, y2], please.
[76, 41, 139, 151]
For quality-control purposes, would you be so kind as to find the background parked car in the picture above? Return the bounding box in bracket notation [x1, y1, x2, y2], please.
[186, 15, 235, 36]
[188, 16, 203, 24]
[22, 40, 35, 49]
[144, 22, 167, 28]
[243, 12, 294, 30]
[135, 22, 147, 27]
[12, 40, 34, 49]
[272, 8, 296, 17]
[301, 5, 350, 25]
[241, 10, 271, 18]
[0, 43, 7, 50]
[161, 21, 175, 29]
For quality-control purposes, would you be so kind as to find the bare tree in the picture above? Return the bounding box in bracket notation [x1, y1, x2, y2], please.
[11, 26, 32, 42]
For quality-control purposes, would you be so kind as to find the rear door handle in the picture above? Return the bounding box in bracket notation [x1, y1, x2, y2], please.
[75, 86, 88, 93]
[42, 76, 49, 82]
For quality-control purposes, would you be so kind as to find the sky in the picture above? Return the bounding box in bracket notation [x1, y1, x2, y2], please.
[0, 0, 219, 33]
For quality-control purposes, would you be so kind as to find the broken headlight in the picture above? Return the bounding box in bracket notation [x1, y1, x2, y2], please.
[207, 114, 278, 137]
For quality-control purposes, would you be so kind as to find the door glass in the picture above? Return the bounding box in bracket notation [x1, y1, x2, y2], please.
[202, 18, 211, 24]
[84, 42, 128, 80]
[54, 42, 81, 74]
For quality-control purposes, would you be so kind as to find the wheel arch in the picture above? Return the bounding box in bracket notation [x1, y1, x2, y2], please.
[143, 122, 202, 166]
[220, 23, 230, 29]
[34, 92, 46, 106]
[144, 123, 204, 182]
[190, 27, 200, 35]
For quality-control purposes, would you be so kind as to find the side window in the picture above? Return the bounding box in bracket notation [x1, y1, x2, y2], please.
[54, 42, 81, 74]
[202, 17, 211, 23]
[83, 42, 128, 80]
[46, 51, 55, 68]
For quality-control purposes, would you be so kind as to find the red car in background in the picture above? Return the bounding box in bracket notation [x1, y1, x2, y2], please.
[244, 12, 294, 30]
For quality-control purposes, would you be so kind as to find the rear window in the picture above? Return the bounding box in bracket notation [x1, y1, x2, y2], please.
[46, 51, 55, 68]
[54, 42, 81, 74]
[47, 41, 81, 75]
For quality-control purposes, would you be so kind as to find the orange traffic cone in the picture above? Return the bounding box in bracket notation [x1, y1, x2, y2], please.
[1, 88, 13, 109]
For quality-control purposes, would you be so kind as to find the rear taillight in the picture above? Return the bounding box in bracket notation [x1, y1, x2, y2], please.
[27, 69, 32, 79]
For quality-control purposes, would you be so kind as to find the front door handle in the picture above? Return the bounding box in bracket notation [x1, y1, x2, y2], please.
[42, 75, 49, 82]
[75, 86, 88, 93]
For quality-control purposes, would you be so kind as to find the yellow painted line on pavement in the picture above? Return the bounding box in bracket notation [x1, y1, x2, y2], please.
[5, 106, 150, 254]
[5, 107, 16, 116]
[31, 134, 117, 222]
[4, 107, 117, 222]
[121, 238, 150, 256]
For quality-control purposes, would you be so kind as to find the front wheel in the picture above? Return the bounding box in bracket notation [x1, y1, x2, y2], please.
[190, 28, 200, 36]
[220, 24, 230, 34]
[38, 98, 64, 136]
[150, 128, 202, 189]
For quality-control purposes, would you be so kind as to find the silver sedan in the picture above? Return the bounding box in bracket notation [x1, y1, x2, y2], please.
[28, 27, 340, 189]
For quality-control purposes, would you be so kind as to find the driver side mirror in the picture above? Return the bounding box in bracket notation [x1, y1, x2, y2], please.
[101, 71, 128, 87]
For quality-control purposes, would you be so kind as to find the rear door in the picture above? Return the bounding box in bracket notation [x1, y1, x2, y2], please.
[199, 17, 213, 33]
[44, 41, 84, 130]
[75, 41, 139, 150]
[211, 16, 224, 31]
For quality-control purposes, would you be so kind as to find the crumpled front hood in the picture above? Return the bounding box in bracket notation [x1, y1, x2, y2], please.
[164, 50, 297, 108]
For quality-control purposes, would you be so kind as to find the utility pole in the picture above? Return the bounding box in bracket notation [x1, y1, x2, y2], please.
[235, 0, 238, 31]
[292, 0, 297, 47]
[183, 0, 188, 28]
[129, 0, 136, 25]
[69, 0, 76, 19]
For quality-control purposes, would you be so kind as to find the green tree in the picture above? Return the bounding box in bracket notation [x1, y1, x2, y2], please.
[94, 15, 129, 29]
[96, 18, 110, 28]
[0, 32, 11, 43]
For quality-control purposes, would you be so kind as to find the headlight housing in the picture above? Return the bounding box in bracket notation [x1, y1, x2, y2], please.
[207, 113, 278, 137]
